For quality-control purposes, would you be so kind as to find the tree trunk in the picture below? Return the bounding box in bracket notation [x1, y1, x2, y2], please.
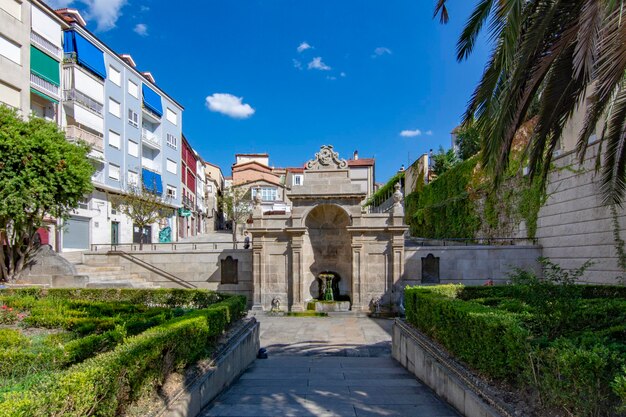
[232, 221, 238, 250]
[139, 226, 145, 251]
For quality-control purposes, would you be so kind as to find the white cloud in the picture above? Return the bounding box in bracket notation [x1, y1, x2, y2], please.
[340, 72, 346, 77]
[80, 0, 128, 32]
[372, 47, 392, 58]
[293, 59, 302, 70]
[308, 57, 331, 71]
[326, 76, 337, 81]
[297, 42, 312, 53]
[140, 5, 150, 12]
[205, 93, 255, 119]
[400, 129, 422, 137]
[133, 23, 148, 36]
[425, 130, 433, 135]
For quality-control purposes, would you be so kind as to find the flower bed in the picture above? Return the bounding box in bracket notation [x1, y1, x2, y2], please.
[0, 288, 246, 416]
[404, 284, 626, 416]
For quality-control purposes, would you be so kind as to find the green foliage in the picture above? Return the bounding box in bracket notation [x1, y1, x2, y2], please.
[455, 124, 481, 161]
[408, 158, 480, 238]
[0, 105, 94, 281]
[364, 171, 404, 208]
[431, 146, 459, 176]
[405, 283, 626, 415]
[0, 290, 246, 416]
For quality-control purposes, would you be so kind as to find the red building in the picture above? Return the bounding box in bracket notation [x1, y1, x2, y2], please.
[178, 134, 198, 238]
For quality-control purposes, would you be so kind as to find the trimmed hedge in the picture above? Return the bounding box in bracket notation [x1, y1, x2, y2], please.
[405, 285, 625, 416]
[0, 295, 246, 416]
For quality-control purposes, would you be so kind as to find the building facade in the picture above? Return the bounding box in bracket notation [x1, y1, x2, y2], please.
[178, 135, 197, 239]
[205, 161, 225, 231]
[55, 9, 183, 250]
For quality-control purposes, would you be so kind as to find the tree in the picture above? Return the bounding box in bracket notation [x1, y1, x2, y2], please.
[0, 105, 93, 282]
[220, 187, 252, 249]
[431, 146, 459, 177]
[110, 183, 174, 250]
[435, 1, 626, 206]
[455, 124, 481, 161]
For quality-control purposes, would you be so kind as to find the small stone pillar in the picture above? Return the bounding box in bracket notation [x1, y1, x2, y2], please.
[250, 188, 265, 311]
[391, 182, 404, 225]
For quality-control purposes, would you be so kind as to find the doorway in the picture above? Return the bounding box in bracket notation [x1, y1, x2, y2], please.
[111, 221, 119, 245]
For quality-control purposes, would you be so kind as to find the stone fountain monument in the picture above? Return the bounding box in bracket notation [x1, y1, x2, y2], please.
[248, 145, 408, 312]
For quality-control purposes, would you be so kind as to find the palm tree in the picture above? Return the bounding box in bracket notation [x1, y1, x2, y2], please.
[436, 1, 626, 206]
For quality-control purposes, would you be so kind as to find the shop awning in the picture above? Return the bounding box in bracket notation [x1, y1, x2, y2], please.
[30, 46, 60, 86]
[142, 168, 163, 195]
[63, 30, 106, 79]
[30, 87, 58, 104]
[142, 84, 163, 117]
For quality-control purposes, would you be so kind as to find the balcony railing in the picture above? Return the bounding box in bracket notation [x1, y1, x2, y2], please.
[141, 158, 161, 173]
[92, 170, 105, 184]
[182, 195, 194, 208]
[142, 104, 161, 121]
[141, 128, 161, 149]
[63, 89, 103, 115]
[65, 125, 104, 152]
[31, 31, 62, 59]
[30, 73, 59, 98]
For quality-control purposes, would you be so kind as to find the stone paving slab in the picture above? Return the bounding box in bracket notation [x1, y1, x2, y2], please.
[200, 316, 461, 417]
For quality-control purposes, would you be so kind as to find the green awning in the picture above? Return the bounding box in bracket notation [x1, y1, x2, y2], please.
[30, 87, 58, 104]
[30, 46, 60, 86]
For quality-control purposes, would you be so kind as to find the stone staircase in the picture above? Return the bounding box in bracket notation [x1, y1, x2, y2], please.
[61, 252, 159, 289]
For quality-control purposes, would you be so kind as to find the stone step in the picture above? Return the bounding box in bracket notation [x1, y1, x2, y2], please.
[86, 280, 158, 289]
[75, 265, 125, 273]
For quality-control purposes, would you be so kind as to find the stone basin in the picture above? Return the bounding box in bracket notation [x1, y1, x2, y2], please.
[313, 301, 351, 312]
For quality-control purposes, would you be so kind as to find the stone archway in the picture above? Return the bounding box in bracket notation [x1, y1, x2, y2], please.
[304, 204, 352, 302]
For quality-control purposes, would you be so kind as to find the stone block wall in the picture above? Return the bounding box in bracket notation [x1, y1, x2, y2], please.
[402, 245, 542, 287]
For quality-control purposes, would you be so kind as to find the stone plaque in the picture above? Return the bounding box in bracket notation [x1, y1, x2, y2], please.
[221, 256, 238, 284]
[421, 254, 440, 283]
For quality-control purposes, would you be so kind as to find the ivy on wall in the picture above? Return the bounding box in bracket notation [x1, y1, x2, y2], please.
[364, 172, 405, 208]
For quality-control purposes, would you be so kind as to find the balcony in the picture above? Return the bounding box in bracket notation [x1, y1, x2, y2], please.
[142, 104, 161, 122]
[30, 73, 59, 99]
[91, 170, 105, 184]
[141, 128, 161, 149]
[63, 89, 103, 115]
[182, 195, 194, 209]
[31, 32, 62, 59]
[141, 157, 161, 173]
[65, 125, 104, 152]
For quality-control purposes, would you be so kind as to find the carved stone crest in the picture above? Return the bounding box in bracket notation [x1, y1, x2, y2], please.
[305, 145, 348, 170]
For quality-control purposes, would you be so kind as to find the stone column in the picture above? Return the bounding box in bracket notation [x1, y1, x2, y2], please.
[290, 234, 305, 311]
[251, 235, 264, 311]
[351, 238, 363, 311]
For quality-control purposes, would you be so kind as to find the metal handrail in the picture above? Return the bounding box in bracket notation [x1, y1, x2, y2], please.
[63, 88, 103, 115]
[109, 250, 196, 289]
[90, 240, 246, 252]
[405, 236, 539, 246]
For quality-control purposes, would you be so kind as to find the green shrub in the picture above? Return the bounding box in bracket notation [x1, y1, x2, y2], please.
[0, 295, 246, 416]
[612, 367, 626, 414]
[404, 286, 529, 379]
[0, 329, 27, 349]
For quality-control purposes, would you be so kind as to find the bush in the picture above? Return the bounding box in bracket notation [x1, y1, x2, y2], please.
[0, 295, 246, 416]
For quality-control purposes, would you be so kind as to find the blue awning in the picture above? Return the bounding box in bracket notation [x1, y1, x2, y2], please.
[63, 30, 106, 79]
[142, 84, 163, 117]
[142, 168, 163, 195]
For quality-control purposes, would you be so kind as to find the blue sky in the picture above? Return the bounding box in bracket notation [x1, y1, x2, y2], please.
[47, 0, 491, 183]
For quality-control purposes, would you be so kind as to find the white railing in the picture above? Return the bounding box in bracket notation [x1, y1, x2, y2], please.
[141, 158, 161, 173]
[30, 32, 62, 59]
[142, 104, 161, 120]
[65, 125, 103, 152]
[63, 89, 103, 115]
[92, 170, 105, 184]
[30, 73, 59, 97]
[141, 129, 161, 148]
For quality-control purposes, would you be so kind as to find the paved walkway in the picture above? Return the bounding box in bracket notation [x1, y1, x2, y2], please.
[201, 316, 460, 417]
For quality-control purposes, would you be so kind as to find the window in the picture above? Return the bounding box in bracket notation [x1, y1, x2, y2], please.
[252, 187, 277, 201]
[108, 130, 120, 149]
[1, 0, 22, 20]
[0, 35, 21, 64]
[108, 163, 120, 181]
[128, 139, 138, 157]
[77, 198, 89, 210]
[108, 97, 120, 117]
[166, 108, 177, 125]
[127, 170, 138, 186]
[128, 79, 138, 98]
[109, 66, 120, 86]
[166, 133, 177, 149]
[0, 81, 20, 109]
[166, 184, 177, 199]
[166, 158, 177, 174]
[294, 174, 303, 185]
[128, 109, 138, 127]
[207, 184, 213, 193]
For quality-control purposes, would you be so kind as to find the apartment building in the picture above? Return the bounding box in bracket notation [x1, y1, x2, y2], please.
[195, 151, 207, 235]
[53, 9, 183, 250]
[205, 161, 225, 231]
[231, 153, 290, 214]
[178, 135, 197, 239]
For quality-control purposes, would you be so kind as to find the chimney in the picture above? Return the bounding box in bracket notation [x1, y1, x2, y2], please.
[142, 72, 155, 83]
[55, 8, 86, 27]
[353, 150, 359, 160]
[120, 54, 136, 68]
